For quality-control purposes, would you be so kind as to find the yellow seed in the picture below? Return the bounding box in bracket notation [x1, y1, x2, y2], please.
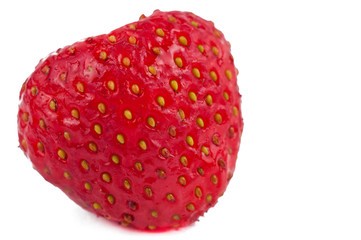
[39, 119, 46, 129]
[205, 95, 213, 105]
[180, 156, 188, 167]
[37, 142, 44, 152]
[60, 73, 66, 81]
[122, 57, 130, 67]
[157, 96, 165, 107]
[124, 110, 132, 120]
[68, 46, 75, 55]
[64, 131, 71, 140]
[191, 21, 198, 27]
[186, 203, 195, 211]
[93, 202, 102, 210]
[174, 57, 183, 68]
[178, 109, 185, 119]
[147, 117, 155, 127]
[99, 51, 107, 60]
[214, 113, 222, 124]
[76, 82, 84, 93]
[42, 65, 50, 74]
[172, 214, 180, 220]
[201, 146, 209, 156]
[157, 169, 166, 179]
[107, 80, 115, 91]
[57, 149, 67, 159]
[206, 194, 212, 203]
[124, 179, 131, 189]
[98, 103, 106, 114]
[129, 24, 136, 29]
[22, 112, 29, 122]
[145, 187, 152, 197]
[212, 46, 219, 56]
[214, 29, 221, 38]
[107, 194, 115, 204]
[135, 161, 143, 171]
[94, 124, 102, 134]
[84, 182, 92, 191]
[210, 71, 217, 81]
[89, 142, 97, 152]
[228, 147, 233, 154]
[188, 92, 197, 102]
[148, 66, 156, 75]
[170, 80, 178, 91]
[111, 154, 120, 164]
[155, 28, 165, 37]
[167, 193, 175, 202]
[139, 140, 147, 150]
[168, 16, 177, 22]
[161, 148, 170, 158]
[225, 69, 232, 80]
[31, 86, 38, 96]
[123, 213, 134, 223]
[152, 47, 161, 55]
[198, 45, 204, 53]
[131, 84, 140, 94]
[64, 188, 72, 195]
[233, 106, 239, 116]
[223, 92, 229, 101]
[71, 109, 79, 119]
[218, 159, 226, 169]
[128, 200, 137, 212]
[148, 225, 156, 230]
[64, 172, 71, 180]
[211, 174, 218, 184]
[186, 136, 194, 146]
[212, 135, 220, 146]
[151, 210, 158, 218]
[195, 187, 202, 198]
[196, 117, 204, 128]
[197, 167, 204, 176]
[178, 176, 187, 186]
[102, 173, 111, 183]
[21, 139, 27, 149]
[128, 204, 139, 213]
[117, 134, 125, 144]
[169, 126, 176, 137]
[192, 68, 200, 78]
[49, 100, 57, 111]
[178, 36, 188, 46]
[81, 160, 89, 170]
[128, 36, 136, 45]
[108, 35, 116, 43]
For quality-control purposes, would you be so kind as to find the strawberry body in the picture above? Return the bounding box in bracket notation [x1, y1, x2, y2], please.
[18, 10, 243, 231]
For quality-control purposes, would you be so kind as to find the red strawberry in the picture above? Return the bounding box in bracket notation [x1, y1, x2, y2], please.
[18, 10, 243, 231]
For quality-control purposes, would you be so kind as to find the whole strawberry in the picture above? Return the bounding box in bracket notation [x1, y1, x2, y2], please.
[18, 10, 243, 231]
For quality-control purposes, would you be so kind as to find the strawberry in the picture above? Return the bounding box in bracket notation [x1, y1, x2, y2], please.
[17, 10, 243, 231]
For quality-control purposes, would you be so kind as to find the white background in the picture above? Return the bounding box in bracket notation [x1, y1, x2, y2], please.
[1, 0, 360, 239]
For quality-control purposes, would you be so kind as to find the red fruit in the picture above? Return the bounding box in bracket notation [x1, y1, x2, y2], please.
[18, 10, 243, 231]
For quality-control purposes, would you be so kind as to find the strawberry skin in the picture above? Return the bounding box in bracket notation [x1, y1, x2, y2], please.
[18, 10, 243, 231]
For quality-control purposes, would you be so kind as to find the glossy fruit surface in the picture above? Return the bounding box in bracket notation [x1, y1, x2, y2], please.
[18, 10, 243, 231]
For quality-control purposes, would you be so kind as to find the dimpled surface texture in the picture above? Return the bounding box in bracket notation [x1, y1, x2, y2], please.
[18, 10, 243, 231]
